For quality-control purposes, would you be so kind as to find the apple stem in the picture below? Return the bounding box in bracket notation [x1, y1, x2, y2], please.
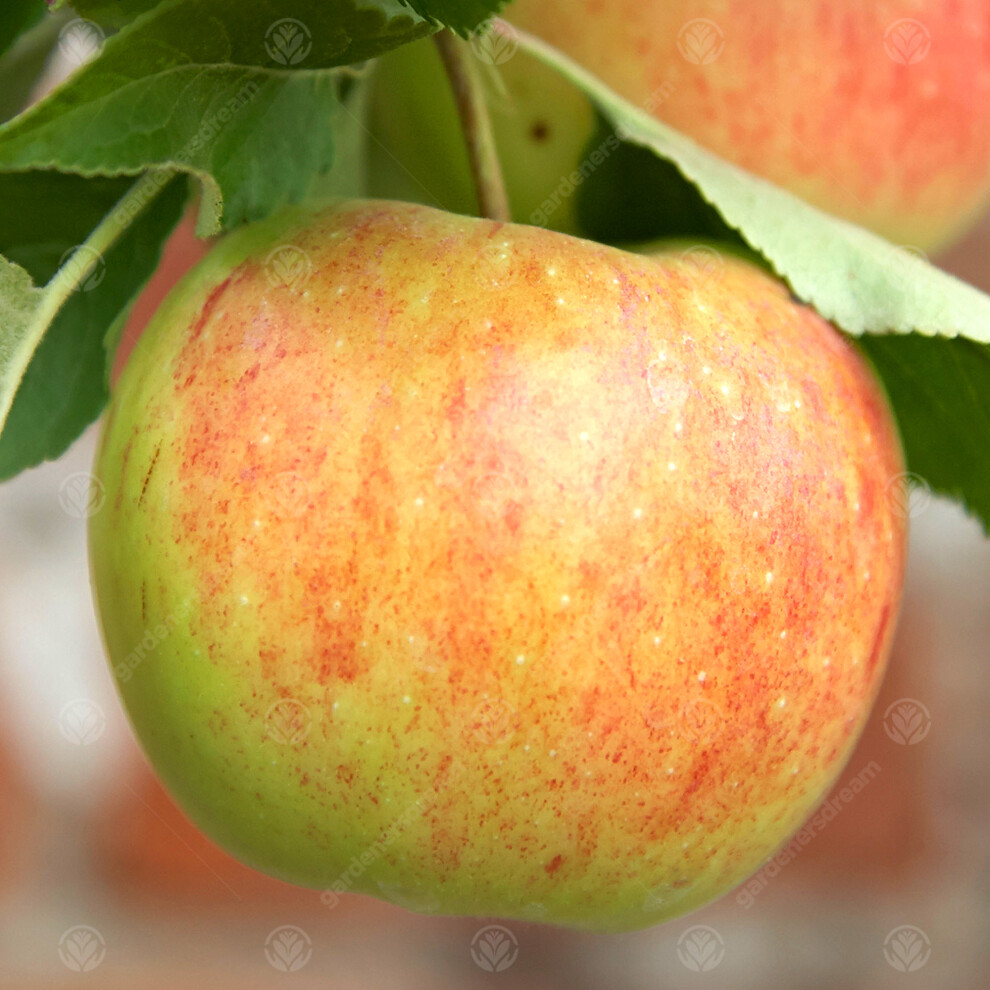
[433, 29, 511, 224]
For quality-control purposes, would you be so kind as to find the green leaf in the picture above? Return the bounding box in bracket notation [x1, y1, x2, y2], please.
[0, 260, 43, 448]
[0, 0, 434, 231]
[0, 175, 187, 478]
[857, 335, 990, 534]
[0, 0, 45, 61]
[397, 0, 506, 36]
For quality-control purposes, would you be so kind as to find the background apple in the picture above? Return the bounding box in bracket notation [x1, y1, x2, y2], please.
[89, 199, 905, 933]
[369, 1, 990, 251]
[509, 0, 990, 249]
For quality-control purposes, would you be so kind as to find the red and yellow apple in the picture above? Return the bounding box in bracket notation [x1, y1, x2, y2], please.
[89, 199, 906, 932]
[504, 0, 990, 249]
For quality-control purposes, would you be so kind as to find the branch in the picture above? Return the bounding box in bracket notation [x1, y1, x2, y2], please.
[434, 29, 510, 223]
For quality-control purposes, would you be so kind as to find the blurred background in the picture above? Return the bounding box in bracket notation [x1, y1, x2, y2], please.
[2, 20, 990, 990]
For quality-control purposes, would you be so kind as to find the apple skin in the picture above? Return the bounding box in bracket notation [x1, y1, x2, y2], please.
[89, 199, 906, 932]
[504, 0, 990, 250]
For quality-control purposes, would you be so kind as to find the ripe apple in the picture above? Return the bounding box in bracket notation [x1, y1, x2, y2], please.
[503, 0, 990, 250]
[89, 199, 906, 932]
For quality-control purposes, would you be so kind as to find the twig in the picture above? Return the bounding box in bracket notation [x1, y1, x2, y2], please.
[433, 29, 511, 223]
